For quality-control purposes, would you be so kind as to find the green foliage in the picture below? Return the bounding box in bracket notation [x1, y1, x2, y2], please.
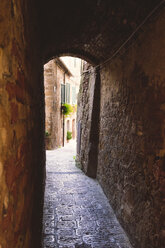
[67, 131, 72, 140]
[62, 103, 73, 116]
[45, 131, 50, 137]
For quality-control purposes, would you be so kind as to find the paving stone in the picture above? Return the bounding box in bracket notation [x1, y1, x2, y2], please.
[45, 220, 55, 228]
[44, 227, 55, 235]
[42, 141, 133, 248]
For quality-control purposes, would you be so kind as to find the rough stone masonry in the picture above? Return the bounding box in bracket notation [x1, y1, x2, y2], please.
[77, 8, 165, 248]
[0, 1, 45, 247]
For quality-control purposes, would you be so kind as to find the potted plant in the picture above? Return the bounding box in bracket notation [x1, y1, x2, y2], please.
[67, 131, 72, 142]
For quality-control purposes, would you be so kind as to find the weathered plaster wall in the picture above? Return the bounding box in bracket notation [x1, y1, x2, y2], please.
[77, 62, 101, 178]
[44, 60, 62, 149]
[0, 1, 45, 247]
[77, 63, 95, 172]
[98, 9, 165, 248]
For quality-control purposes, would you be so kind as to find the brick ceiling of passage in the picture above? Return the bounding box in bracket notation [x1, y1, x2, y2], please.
[37, 0, 162, 64]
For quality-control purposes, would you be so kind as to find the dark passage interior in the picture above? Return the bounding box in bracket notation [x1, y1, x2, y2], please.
[0, 1, 165, 248]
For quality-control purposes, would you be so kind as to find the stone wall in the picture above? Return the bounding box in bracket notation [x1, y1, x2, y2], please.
[78, 8, 165, 248]
[77, 63, 95, 172]
[97, 9, 165, 248]
[0, 1, 45, 247]
[44, 60, 62, 149]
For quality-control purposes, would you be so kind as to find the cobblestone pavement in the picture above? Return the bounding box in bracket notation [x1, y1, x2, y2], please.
[43, 141, 133, 248]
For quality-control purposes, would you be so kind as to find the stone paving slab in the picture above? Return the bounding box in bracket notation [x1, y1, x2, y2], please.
[42, 141, 133, 248]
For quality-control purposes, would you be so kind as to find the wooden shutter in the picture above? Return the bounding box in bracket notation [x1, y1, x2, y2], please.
[61, 84, 65, 104]
[66, 83, 70, 103]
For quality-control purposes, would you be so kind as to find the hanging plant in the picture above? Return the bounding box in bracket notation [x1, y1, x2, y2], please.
[62, 103, 73, 116]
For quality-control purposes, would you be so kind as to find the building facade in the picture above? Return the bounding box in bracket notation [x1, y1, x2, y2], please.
[44, 57, 81, 149]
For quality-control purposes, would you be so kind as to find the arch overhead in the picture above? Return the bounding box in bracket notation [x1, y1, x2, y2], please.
[37, 0, 162, 63]
[43, 48, 98, 66]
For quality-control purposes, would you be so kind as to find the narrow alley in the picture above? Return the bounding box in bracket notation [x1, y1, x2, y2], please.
[43, 141, 133, 248]
[1, 1, 165, 247]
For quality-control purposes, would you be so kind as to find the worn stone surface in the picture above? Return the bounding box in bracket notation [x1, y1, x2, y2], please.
[43, 141, 133, 248]
[0, 1, 45, 247]
[77, 7, 165, 248]
[77, 63, 95, 173]
[77, 63, 101, 178]
[44, 59, 65, 149]
[98, 9, 165, 248]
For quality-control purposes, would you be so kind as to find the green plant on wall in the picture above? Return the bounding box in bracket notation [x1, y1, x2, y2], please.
[62, 103, 73, 116]
[67, 131, 72, 140]
[45, 131, 50, 137]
